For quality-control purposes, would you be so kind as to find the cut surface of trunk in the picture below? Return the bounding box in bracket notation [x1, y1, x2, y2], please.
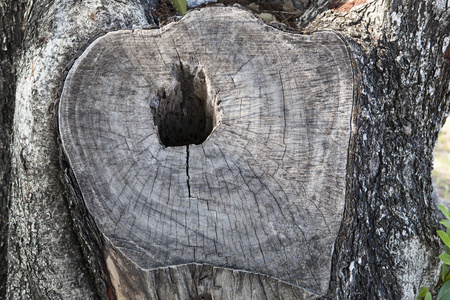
[59, 8, 353, 294]
[59, 6, 354, 297]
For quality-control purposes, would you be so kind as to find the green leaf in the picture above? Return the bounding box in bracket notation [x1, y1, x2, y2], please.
[438, 280, 450, 299]
[441, 264, 449, 282]
[438, 230, 450, 248]
[441, 253, 450, 265]
[442, 220, 450, 229]
[439, 204, 450, 221]
[446, 245, 450, 255]
[425, 291, 432, 300]
[173, 0, 187, 15]
[418, 287, 429, 298]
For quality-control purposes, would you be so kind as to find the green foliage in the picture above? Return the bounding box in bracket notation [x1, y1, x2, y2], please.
[173, 0, 187, 15]
[417, 205, 450, 299]
[438, 230, 450, 249]
[440, 264, 449, 283]
[419, 287, 430, 298]
[439, 205, 450, 222]
[440, 253, 450, 265]
[441, 220, 450, 229]
[438, 281, 450, 300]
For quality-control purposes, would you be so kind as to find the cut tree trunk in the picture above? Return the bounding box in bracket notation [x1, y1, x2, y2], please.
[58, 6, 354, 298]
[2, 0, 450, 299]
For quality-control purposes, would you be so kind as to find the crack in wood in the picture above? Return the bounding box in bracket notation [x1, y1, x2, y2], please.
[186, 145, 191, 198]
[279, 69, 287, 145]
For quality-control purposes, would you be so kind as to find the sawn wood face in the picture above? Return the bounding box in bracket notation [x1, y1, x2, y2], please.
[59, 6, 354, 294]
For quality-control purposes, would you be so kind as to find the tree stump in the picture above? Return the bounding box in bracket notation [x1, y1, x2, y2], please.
[59, 6, 354, 298]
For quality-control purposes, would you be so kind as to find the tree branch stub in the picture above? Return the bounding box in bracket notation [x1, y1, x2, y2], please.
[59, 6, 355, 298]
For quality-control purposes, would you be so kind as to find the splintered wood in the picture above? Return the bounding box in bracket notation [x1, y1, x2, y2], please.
[59, 6, 354, 297]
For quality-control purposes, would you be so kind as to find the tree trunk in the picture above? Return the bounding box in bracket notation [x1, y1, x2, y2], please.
[305, 1, 450, 298]
[2, 0, 449, 299]
[3, 1, 152, 299]
[0, 1, 25, 297]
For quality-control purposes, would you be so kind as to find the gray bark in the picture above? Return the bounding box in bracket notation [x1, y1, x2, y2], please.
[0, 1, 25, 297]
[3, 1, 151, 299]
[1, 0, 449, 299]
[303, 1, 450, 298]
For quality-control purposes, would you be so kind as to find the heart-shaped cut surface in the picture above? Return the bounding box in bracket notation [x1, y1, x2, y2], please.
[59, 6, 354, 294]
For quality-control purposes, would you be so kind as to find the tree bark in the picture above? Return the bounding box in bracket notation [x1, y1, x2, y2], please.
[0, 1, 26, 298]
[4, 1, 151, 299]
[2, 0, 450, 299]
[303, 1, 450, 298]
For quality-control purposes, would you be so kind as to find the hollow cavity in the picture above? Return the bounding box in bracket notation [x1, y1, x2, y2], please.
[151, 63, 216, 147]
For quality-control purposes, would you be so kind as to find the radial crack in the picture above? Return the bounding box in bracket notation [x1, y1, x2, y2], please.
[186, 145, 191, 198]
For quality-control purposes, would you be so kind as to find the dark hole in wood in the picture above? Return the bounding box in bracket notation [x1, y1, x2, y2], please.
[151, 63, 215, 147]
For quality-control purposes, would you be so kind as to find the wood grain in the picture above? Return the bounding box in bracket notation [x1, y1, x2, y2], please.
[59, 6, 354, 296]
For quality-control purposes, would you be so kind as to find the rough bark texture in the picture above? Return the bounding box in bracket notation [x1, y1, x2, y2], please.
[3, 0, 450, 299]
[303, 0, 450, 298]
[58, 6, 354, 297]
[5, 0, 151, 299]
[0, 1, 26, 298]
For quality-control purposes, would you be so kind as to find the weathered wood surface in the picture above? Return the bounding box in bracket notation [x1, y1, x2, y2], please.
[103, 241, 318, 299]
[59, 6, 354, 297]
